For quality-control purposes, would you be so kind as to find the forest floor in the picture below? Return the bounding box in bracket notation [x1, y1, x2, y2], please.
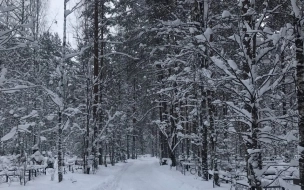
[0, 156, 231, 190]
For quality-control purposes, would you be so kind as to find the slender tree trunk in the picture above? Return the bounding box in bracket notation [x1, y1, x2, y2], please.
[84, 77, 90, 174]
[158, 93, 164, 159]
[100, 142, 103, 165]
[201, 119, 208, 180]
[104, 143, 108, 167]
[242, 1, 262, 189]
[170, 149, 176, 167]
[282, 51, 287, 116]
[156, 63, 170, 160]
[132, 78, 137, 159]
[93, 0, 99, 170]
[207, 90, 219, 186]
[295, 11, 304, 190]
[132, 135, 136, 159]
[99, 0, 105, 165]
[127, 134, 130, 159]
[197, 0, 209, 176]
[195, 0, 211, 182]
[111, 136, 115, 166]
[57, 0, 68, 182]
[185, 99, 190, 158]
[58, 112, 63, 182]
[169, 102, 177, 167]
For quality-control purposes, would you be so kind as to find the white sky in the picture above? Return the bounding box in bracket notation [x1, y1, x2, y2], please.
[47, 0, 79, 48]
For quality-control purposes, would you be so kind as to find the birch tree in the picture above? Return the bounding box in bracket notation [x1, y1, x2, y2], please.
[202, 1, 296, 189]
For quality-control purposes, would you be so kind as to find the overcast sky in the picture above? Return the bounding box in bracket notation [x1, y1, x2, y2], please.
[48, 0, 78, 47]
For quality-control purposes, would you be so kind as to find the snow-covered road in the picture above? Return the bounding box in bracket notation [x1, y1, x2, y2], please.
[0, 157, 229, 190]
[102, 158, 198, 190]
[98, 157, 228, 190]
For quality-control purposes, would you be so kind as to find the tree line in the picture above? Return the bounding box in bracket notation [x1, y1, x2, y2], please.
[1, 0, 304, 189]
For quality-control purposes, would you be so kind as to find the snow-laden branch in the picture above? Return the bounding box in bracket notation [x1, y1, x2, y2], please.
[42, 87, 64, 110]
[100, 52, 139, 60]
[1, 122, 36, 142]
[94, 109, 124, 144]
[226, 101, 252, 123]
[0, 85, 39, 92]
[64, 0, 83, 17]
[135, 106, 162, 124]
[290, 0, 300, 18]
[20, 110, 38, 120]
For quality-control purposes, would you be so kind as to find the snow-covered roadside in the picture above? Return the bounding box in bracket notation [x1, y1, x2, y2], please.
[0, 157, 231, 190]
[156, 162, 231, 190]
[0, 163, 123, 190]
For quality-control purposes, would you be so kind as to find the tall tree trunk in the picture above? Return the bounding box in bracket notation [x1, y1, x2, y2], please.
[132, 78, 136, 159]
[85, 77, 90, 174]
[127, 133, 130, 159]
[201, 117, 208, 180]
[93, 0, 99, 170]
[207, 90, 219, 186]
[242, 1, 262, 189]
[58, 112, 63, 182]
[170, 149, 176, 167]
[169, 104, 177, 167]
[156, 63, 170, 160]
[185, 99, 190, 157]
[194, 0, 209, 181]
[132, 135, 136, 159]
[98, 0, 105, 166]
[295, 9, 304, 190]
[58, 0, 68, 182]
[100, 142, 103, 165]
[111, 135, 115, 166]
[104, 143, 108, 167]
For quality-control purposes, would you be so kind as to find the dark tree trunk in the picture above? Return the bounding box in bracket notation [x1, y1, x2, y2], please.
[93, 0, 99, 170]
[157, 63, 169, 159]
[82, 0, 90, 174]
[170, 150, 176, 167]
[132, 135, 136, 159]
[58, 0, 67, 181]
[193, 0, 209, 181]
[85, 77, 90, 174]
[242, 1, 262, 189]
[127, 134, 130, 159]
[99, 146, 103, 165]
[58, 111, 63, 182]
[295, 12, 304, 190]
[132, 78, 136, 159]
[282, 50, 287, 116]
[104, 144, 108, 167]
[111, 137, 115, 166]
[98, 0, 105, 166]
[201, 122, 208, 180]
[207, 90, 219, 186]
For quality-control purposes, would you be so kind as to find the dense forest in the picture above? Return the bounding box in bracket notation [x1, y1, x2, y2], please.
[1, 0, 304, 190]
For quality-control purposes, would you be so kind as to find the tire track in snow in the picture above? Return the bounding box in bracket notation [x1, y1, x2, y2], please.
[91, 162, 133, 190]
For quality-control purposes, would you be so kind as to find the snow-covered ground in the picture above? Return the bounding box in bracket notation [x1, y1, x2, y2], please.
[0, 156, 231, 190]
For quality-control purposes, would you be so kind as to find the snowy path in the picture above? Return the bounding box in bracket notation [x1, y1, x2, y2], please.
[102, 158, 198, 190]
[98, 157, 229, 190]
[0, 157, 230, 190]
